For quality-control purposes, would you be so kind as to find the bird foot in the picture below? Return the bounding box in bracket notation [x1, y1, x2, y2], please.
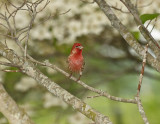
[76, 75, 81, 81]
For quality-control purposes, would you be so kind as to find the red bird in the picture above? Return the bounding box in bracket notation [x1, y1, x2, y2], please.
[68, 43, 84, 81]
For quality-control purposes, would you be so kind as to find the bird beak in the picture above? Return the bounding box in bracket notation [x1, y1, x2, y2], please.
[78, 46, 83, 49]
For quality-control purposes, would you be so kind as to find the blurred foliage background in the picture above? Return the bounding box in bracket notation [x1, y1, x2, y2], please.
[0, 0, 160, 124]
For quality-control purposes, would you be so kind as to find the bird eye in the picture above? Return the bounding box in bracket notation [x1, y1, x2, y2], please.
[75, 46, 79, 48]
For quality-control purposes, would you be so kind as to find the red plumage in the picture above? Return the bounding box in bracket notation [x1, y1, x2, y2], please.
[68, 43, 84, 81]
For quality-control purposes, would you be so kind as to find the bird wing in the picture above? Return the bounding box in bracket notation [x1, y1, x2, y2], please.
[81, 59, 85, 72]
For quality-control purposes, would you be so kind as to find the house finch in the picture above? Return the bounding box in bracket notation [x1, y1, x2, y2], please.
[68, 43, 84, 81]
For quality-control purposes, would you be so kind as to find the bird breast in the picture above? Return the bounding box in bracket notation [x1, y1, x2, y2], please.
[68, 55, 83, 72]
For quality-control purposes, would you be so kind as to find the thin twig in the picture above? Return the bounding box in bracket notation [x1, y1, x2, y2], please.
[137, 44, 148, 96]
[4, 38, 8, 48]
[7, 0, 27, 19]
[0, 2, 4, 9]
[12, 14, 17, 36]
[19, 35, 27, 42]
[146, 20, 152, 29]
[87, 95, 102, 99]
[138, 0, 153, 8]
[36, 9, 71, 26]
[4, 12, 13, 37]
[0, 61, 19, 67]
[0, 33, 15, 39]
[7, 0, 18, 8]
[37, 0, 50, 13]
[2, 69, 21, 72]
[5, 3, 11, 16]
[150, 17, 157, 33]
[80, 0, 95, 4]
[0, 23, 9, 30]
[59, 9, 71, 15]
[110, 3, 129, 14]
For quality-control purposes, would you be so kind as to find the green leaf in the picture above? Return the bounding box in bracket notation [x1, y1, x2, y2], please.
[131, 31, 140, 40]
[140, 13, 160, 24]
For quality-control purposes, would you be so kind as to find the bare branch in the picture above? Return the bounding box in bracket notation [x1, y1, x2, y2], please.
[135, 44, 149, 124]
[12, 14, 17, 36]
[4, 38, 8, 48]
[7, 0, 18, 8]
[94, 0, 160, 72]
[135, 97, 149, 124]
[120, 0, 160, 60]
[138, 0, 153, 8]
[28, 59, 137, 104]
[0, 83, 35, 124]
[36, 9, 71, 26]
[59, 8, 71, 15]
[87, 95, 102, 99]
[150, 17, 158, 33]
[2, 69, 21, 72]
[80, 0, 95, 4]
[19, 34, 27, 42]
[0, 23, 9, 30]
[0, 33, 15, 39]
[110, 3, 129, 14]
[0, 61, 20, 67]
[146, 20, 152, 29]
[4, 12, 14, 36]
[110, 5, 129, 13]
[137, 44, 148, 96]
[7, 0, 27, 19]
[0, 2, 4, 9]
[37, 0, 50, 13]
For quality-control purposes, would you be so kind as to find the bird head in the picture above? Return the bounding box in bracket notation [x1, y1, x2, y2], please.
[71, 43, 83, 54]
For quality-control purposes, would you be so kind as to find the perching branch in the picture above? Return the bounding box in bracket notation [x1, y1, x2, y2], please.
[0, 83, 34, 124]
[0, 42, 112, 124]
[26, 59, 137, 104]
[46, 62, 137, 104]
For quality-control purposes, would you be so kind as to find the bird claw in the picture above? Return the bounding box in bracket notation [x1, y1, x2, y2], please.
[76, 75, 81, 81]
[68, 73, 82, 82]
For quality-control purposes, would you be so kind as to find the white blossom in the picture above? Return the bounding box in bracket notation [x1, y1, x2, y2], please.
[43, 92, 68, 109]
[68, 112, 91, 124]
[15, 77, 37, 91]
